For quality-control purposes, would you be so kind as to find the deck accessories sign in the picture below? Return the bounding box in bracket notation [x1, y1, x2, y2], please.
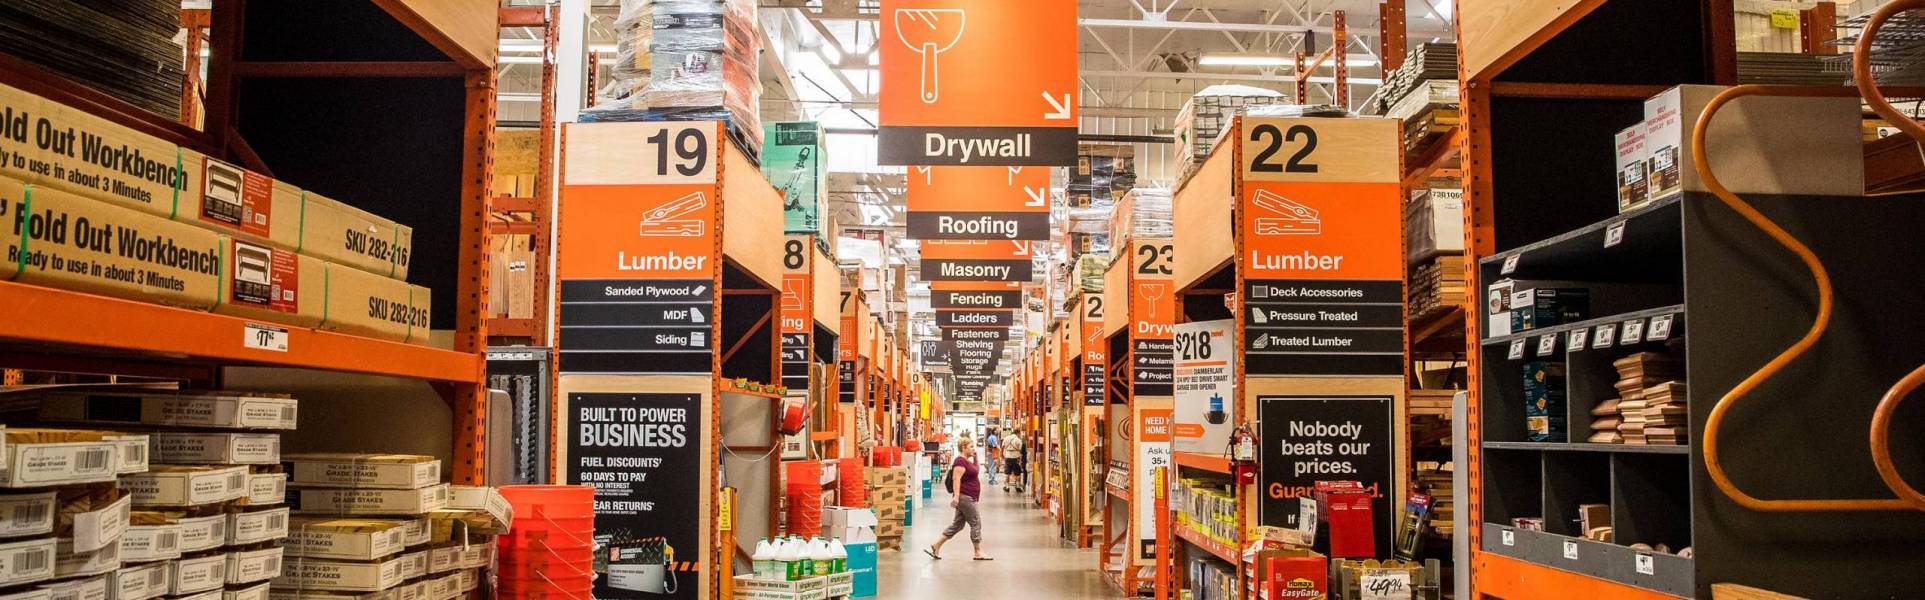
[1258, 395, 1394, 555]
[906, 166, 1051, 239]
[569, 392, 702, 599]
[1237, 117, 1403, 376]
[1173, 320, 1234, 454]
[877, 0, 1078, 165]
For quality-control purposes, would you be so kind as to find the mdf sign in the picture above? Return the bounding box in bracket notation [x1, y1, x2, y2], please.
[878, 0, 1077, 165]
[907, 166, 1051, 240]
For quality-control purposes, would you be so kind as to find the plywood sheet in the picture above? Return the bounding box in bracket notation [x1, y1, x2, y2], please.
[1458, 0, 1600, 80]
[373, 0, 499, 68]
[1174, 143, 1235, 291]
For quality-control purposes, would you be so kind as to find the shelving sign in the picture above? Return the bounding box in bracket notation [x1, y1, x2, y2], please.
[1237, 117, 1404, 376]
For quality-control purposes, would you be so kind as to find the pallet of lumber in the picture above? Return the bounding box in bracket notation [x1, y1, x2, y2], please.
[0, 0, 184, 116]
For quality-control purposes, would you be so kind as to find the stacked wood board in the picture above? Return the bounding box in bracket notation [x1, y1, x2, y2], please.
[0, 0, 184, 116]
[1407, 257, 1466, 320]
[865, 467, 906, 551]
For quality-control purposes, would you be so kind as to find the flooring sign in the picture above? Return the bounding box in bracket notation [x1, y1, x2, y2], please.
[568, 392, 703, 599]
[1258, 396, 1394, 555]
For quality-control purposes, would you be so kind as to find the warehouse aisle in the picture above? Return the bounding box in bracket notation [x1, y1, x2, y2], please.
[875, 488, 1123, 599]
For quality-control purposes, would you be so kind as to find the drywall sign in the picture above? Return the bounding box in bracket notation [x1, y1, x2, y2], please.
[1128, 239, 1175, 396]
[568, 392, 703, 600]
[1258, 395, 1395, 556]
[557, 122, 721, 375]
[877, 0, 1078, 165]
[1173, 320, 1235, 454]
[919, 240, 1035, 282]
[1237, 117, 1404, 376]
[906, 166, 1051, 240]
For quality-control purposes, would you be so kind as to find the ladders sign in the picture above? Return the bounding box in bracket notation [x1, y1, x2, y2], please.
[906, 166, 1051, 240]
[1237, 117, 1404, 376]
[878, 0, 1078, 165]
[557, 122, 721, 375]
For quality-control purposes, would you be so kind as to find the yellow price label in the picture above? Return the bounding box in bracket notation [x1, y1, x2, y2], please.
[1770, 8, 1798, 30]
[718, 487, 735, 532]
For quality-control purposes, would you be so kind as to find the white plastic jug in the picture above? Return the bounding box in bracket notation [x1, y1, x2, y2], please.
[752, 538, 776, 580]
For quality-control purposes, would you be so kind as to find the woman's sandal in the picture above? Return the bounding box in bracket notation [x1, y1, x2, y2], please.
[923, 548, 941, 560]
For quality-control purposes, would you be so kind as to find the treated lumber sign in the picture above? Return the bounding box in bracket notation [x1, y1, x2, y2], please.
[877, 0, 1078, 165]
[1237, 117, 1404, 376]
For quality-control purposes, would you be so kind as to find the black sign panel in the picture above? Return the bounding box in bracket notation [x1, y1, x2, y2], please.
[559, 280, 713, 374]
[781, 332, 810, 388]
[838, 361, 857, 403]
[1258, 396, 1395, 556]
[1244, 280, 1403, 376]
[942, 327, 1011, 343]
[918, 258, 1033, 282]
[568, 392, 702, 599]
[907, 211, 1051, 241]
[936, 310, 1015, 327]
[933, 289, 1022, 310]
[1132, 338, 1173, 397]
[1083, 363, 1104, 403]
[879, 126, 1078, 166]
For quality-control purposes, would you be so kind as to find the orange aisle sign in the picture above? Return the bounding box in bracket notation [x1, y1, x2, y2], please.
[877, 0, 1078, 165]
[1127, 238, 1175, 397]
[781, 236, 814, 390]
[1081, 294, 1106, 402]
[906, 166, 1052, 240]
[1236, 117, 1403, 376]
[930, 281, 1022, 310]
[919, 240, 1034, 282]
[557, 122, 722, 374]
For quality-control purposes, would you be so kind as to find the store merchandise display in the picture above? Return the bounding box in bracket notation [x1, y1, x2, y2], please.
[1171, 478, 1236, 549]
[0, 0, 183, 116]
[1106, 189, 1172, 246]
[277, 454, 499, 598]
[1362, 43, 1457, 116]
[863, 468, 906, 552]
[582, 0, 764, 151]
[496, 485, 588, 599]
[1483, 279, 1589, 338]
[1521, 362, 1567, 443]
[1173, 85, 1287, 178]
[1606, 351, 1687, 445]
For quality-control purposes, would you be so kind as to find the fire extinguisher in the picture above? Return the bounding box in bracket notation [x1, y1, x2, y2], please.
[777, 396, 809, 436]
[1229, 423, 1259, 485]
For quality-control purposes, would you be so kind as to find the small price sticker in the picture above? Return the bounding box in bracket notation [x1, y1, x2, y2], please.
[1563, 540, 1580, 560]
[1635, 553, 1656, 575]
[1604, 221, 1627, 248]
[1622, 319, 1646, 344]
[244, 323, 288, 352]
[1649, 314, 1675, 340]
[1500, 254, 1521, 275]
[1508, 339, 1527, 360]
[1536, 335, 1558, 356]
[1568, 329, 1588, 350]
[1593, 324, 1617, 349]
[1501, 529, 1516, 546]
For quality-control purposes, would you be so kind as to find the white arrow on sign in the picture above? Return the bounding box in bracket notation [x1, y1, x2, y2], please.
[915, 165, 933, 184]
[1042, 91, 1073, 120]
[1011, 241, 1031, 257]
[1023, 186, 1047, 207]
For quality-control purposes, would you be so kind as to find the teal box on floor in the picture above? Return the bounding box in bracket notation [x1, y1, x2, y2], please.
[922, 478, 932, 500]
[845, 542, 878, 597]
[902, 497, 913, 526]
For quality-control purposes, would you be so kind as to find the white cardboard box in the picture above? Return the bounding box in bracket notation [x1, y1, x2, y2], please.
[108, 559, 170, 600]
[1405, 188, 1465, 262]
[67, 495, 130, 554]
[225, 546, 283, 585]
[52, 537, 118, 579]
[35, 392, 297, 430]
[223, 581, 270, 600]
[122, 466, 248, 506]
[105, 434, 148, 475]
[283, 454, 439, 490]
[39, 572, 108, 600]
[397, 516, 431, 547]
[246, 473, 287, 506]
[0, 441, 118, 488]
[151, 433, 281, 465]
[396, 548, 430, 580]
[169, 552, 228, 595]
[0, 587, 50, 600]
[272, 556, 406, 592]
[118, 525, 182, 562]
[1641, 84, 1863, 202]
[226, 508, 289, 546]
[0, 537, 56, 586]
[283, 517, 406, 561]
[0, 492, 55, 538]
[1615, 125, 1651, 213]
[175, 514, 228, 553]
[289, 484, 449, 516]
[443, 486, 512, 533]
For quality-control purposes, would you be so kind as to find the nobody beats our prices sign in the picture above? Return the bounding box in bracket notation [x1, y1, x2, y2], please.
[1259, 396, 1394, 554]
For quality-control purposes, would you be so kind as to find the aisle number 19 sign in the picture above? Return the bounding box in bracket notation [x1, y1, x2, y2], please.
[1237, 117, 1404, 376]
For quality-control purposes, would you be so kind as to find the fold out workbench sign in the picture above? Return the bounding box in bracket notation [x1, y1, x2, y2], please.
[878, 0, 1078, 165]
[906, 166, 1051, 240]
[918, 240, 1034, 282]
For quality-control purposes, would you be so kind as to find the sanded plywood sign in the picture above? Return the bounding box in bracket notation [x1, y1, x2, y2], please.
[906, 166, 1051, 240]
[878, 0, 1078, 165]
[919, 240, 1035, 282]
[1236, 117, 1404, 376]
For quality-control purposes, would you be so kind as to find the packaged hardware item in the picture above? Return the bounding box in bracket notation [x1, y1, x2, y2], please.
[0, 82, 413, 278]
[287, 484, 450, 516]
[1523, 362, 1569, 442]
[121, 465, 248, 506]
[0, 429, 120, 487]
[1509, 286, 1589, 332]
[271, 555, 408, 592]
[1639, 84, 1861, 205]
[1615, 126, 1651, 212]
[32, 389, 297, 430]
[282, 454, 440, 489]
[283, 517, 407, 561]
[1405, 187, 1464, 264]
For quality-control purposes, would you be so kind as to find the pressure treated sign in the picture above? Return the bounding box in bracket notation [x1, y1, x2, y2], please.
[1238, 117, 1403, 376]
[906, 166, 1051, 240]
[558, 122, 721, 374]
[919, 240, 1034, 282]
[878, 0, 1078, 165]
[569, 392, 703, 600]
[1128, 239, 1175, 396]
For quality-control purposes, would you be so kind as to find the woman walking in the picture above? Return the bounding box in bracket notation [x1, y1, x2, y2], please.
[924, 437, 992, 561]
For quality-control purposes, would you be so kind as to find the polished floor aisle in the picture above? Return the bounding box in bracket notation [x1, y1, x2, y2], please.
[875, 485, 1125, 599]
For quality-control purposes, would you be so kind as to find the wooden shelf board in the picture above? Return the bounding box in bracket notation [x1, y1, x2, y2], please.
[0, 280, 479, 382]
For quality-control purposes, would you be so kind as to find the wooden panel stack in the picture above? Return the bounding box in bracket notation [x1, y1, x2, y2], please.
[0, 0, 184, 116]
[865, 467, 907, 551]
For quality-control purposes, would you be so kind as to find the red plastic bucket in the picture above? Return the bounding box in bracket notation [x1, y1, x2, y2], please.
[501, 485, 595, 518]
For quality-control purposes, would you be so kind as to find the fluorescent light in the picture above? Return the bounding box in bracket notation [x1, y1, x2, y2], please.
[498, 55, 543, 64]
[1198, 53, 1289, 67]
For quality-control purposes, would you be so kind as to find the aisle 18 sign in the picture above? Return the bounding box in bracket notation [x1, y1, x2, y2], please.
[1237, 117, 1404, 376]
[907, 166, 1052, 240]
[878, 0, 1078, 165]
[780, 236, 814, 390]
[557, 122, 721, 375]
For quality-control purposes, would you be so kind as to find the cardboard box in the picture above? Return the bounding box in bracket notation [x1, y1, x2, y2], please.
[122, 465, 248, 506]
[246, 472, 286, 506]
[431, 486, 512, 537]
[39, 573, 109, 600]
[0, 82, 413, 279]
[1524, 362, 1569, 443]
[1254, 548, 1327, 600]
[284, 517, 406, 561]
[52, 536, 117, 579]
[1509, 286, 1589, 332]
[1641, 85, 1862, 204]
[118, 524, 181, 562]
[0, 536, 53, 586]
[1404, 188, 1464, 264]
[313, 263, 432, 344]
[1615, 126, 1651, 213]
[172, 591, 221, 600]
[169, 552, 228, 595]
[288, 484, 450, 515]
[845, 541, 877, 597]
[0, 587, 49, 600]
[108, 560, 170, 600]
[272, 556, 407, 592]
[225, 546, 282, 585]
[105, 434, 148, 475]
[60, 492, 129, 554]
[397, 516, 431, 547]
[224, 581, 271, 600]
[824, 571, 853, 597]
[395, 548, 430, 580]
[0, 430, 119, 488]
[283, 454, 440, 490]
[0, 492, 55, 538]
[169, 514, 228, 553]
[0, 178, 223, 310]
[34, 390, 298, 430]
[226, 507, 289, 546]
[1484, 279, 1515, 338]
[151, 433, 280, 465]
[427, 545, 455, 574]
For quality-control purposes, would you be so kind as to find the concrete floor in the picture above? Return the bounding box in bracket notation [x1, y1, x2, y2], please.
[875, 486, 1127, 599]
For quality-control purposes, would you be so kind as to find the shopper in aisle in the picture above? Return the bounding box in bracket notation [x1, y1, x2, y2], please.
[1003, 429, 1025, 493]
[925, 437, 992, 561]
[983, 429, 1001, 486]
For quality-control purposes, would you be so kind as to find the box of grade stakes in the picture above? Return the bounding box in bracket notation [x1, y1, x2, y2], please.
[27, 389, 299, 430]
[0, 82, 413, 279]
[0, 429, 123, 487]
[0, 177, 432, 344]
[282, 454, 440, 490]
[288, 484, 450, 515]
